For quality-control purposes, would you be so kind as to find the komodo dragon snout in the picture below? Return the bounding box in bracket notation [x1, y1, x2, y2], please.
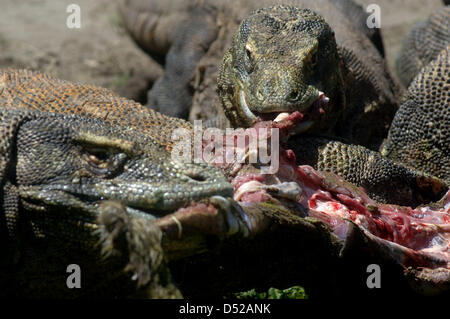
[218, 5, 342, 132]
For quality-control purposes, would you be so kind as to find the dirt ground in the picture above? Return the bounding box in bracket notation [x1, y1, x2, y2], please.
[0, 0, 163, 102]
[0, 0, 445, 102]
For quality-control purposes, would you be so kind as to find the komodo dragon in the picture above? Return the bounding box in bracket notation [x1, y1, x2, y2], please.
[382, 46, 450, 183]
[0, 69, 235, 297]
[121, 2, 447, 206]
[120, 0, 399, 151]
[396, 6, 450, 88]
[1, 69, 450, 297]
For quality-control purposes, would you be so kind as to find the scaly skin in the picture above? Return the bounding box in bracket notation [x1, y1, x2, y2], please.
[216, 3, 400, 149]
[118, 0, 219, 118]
[382, 46, 450, 183]
[216, 4, 443, 207]
[119, 1, 450, 294]
[0, 69, 234, 297]
[120, 0, 398, 150]
[121, 1, 425, 206]
[215, 4, 449, 207]
[218, 6, 342, 131]
[0, 69, 191, 152]
[289, 136, 448, 206]
[395, 6, 450, 88]
[1, 69, 449, 297]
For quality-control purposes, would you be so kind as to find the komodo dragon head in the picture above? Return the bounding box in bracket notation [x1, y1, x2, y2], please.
[218, 5, 344, 133]
[1, 108, 232, 240]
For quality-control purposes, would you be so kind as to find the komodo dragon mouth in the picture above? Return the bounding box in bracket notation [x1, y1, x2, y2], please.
[236, 87, 330, 135]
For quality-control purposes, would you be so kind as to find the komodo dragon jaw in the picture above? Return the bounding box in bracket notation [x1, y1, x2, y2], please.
[218, 5, 342, 133]
[9, 110, 233, 219]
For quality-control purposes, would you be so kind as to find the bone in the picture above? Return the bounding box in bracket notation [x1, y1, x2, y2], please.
[273, 112, 290, 123]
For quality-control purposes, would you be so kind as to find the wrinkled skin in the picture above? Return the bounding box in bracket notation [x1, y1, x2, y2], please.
[383, 46, 450, 183]
[1, 68, 448, 297]
[120, 0, 399, 150]
[215, 5, 446, 208]
[290, 136, 448, 207]
[14, 113, 231, 213]
[119, 1, 430, 206]
[0, 107, 233, 297]
[121, 2, 448, 297]
[218, 6, 343, 135]
[395, 6, 450, 88]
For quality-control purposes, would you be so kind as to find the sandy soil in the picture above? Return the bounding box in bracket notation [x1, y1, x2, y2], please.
[355, 0, 444, 73]
[0, 0, 163, 102]
[0, 0, 446, 101]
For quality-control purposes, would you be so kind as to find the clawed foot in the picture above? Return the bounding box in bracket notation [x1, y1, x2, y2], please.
[96, 200, 164, 287]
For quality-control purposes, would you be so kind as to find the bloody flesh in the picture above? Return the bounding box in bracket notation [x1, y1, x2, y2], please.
[216, 112, 450, 270]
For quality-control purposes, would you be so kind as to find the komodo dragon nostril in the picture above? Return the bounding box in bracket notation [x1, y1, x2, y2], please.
[255, 89, 264, 101]
[185, 171, 207, 182]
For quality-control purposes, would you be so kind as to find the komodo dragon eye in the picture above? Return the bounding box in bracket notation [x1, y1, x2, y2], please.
[81, 146, 128, 177]
[244, 45, 254, 73]
[246, 47, 252, 61]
